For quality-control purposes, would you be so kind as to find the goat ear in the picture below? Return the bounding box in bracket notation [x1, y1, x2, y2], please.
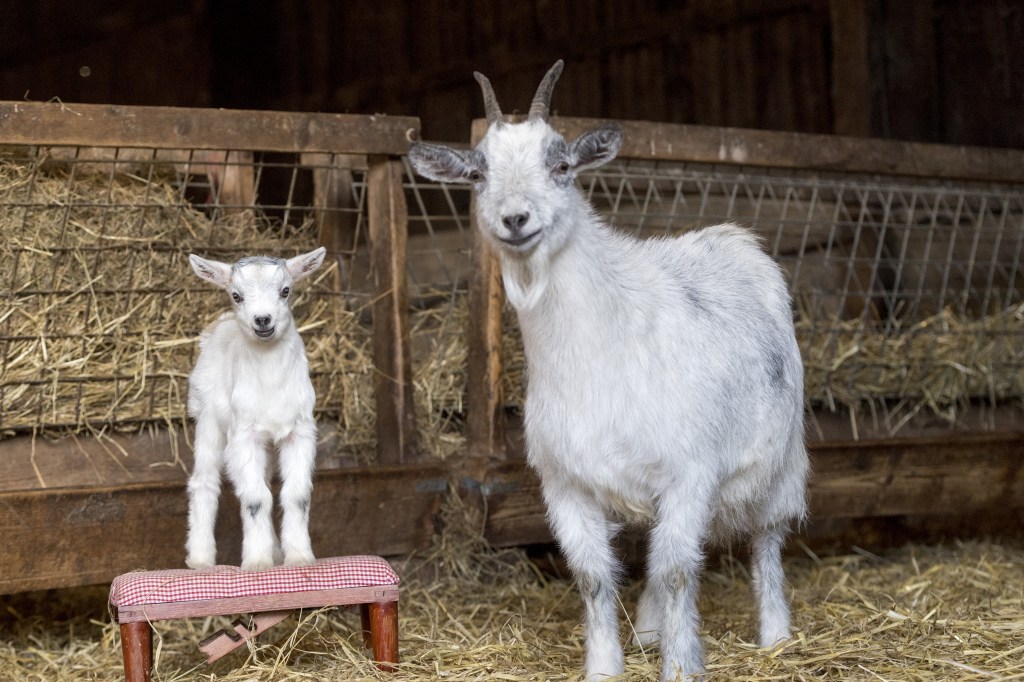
[569, 123, 622, 172]
[408, 142, 482, 184]
[189, 254, 232, 289]
[286, 246, 327, 282]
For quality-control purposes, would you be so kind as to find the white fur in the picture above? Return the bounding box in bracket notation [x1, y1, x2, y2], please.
[185, 247, 325, 571]
[409, 64, 809, 681]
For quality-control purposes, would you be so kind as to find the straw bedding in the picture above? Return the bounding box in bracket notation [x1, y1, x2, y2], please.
[1, 504, 1022, 681]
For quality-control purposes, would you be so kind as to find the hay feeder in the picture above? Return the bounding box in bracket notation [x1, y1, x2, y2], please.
[0, 102, 1022, 615]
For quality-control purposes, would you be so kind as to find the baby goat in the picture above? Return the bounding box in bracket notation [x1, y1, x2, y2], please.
[185, 247, 326, 571]
[410, 62, 809, 680]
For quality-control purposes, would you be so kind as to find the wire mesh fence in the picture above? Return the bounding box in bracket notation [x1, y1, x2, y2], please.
[402, 155, 1024, 434]
[0, 146, 379, 452]
[4, 140, 1022, 454]
[578, 160, 1024, 424]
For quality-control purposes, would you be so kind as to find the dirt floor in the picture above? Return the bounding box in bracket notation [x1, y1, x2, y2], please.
[2, 533, 1023, 681]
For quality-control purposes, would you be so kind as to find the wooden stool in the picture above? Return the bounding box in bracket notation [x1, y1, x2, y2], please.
[109, 555, 400, 681]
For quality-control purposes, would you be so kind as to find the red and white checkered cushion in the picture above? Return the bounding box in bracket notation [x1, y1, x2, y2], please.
[109, 555, 399, 607]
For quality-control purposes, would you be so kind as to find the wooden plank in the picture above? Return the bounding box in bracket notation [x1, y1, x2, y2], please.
[807, 434, 1024, 519]
[875, 0, 940, 142]
[536, 116, 1024, 184]
[0, 423, 372, 492]
[367, 156, 418, 464]
[0, 463, 447, 595]
[467, 461, 551, 548]
[0, 101, 418, 155]
[828, 0, 874, 137]
[465, 118, 507, 459]
[0, 429, 191, 492]
[473, 433, 1024, 548]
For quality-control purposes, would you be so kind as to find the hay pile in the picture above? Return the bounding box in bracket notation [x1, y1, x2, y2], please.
[1, 511, 1022, 681]
[798, 304, 1024, 423]
[4, 151, 1023, 455]
[0, 153, 468, 458]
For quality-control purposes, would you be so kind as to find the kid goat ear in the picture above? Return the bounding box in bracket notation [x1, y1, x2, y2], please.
[286, 246, 327, 282]
[188, 254, 232, 290]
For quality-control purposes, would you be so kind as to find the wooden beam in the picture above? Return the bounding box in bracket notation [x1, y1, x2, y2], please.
[367, 156, 418, 464]
[806, 434, 1024, 519]
[530, 116, 1024, 184]
[0, 422, 384, 492]
[471, 433, 1024, 549]
[465, 118, 507, 459]
[0, 463, 447, 595]
[0, 101, 418, 155]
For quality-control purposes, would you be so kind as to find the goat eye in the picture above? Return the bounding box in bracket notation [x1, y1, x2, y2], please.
[231, 292, 243, 304]
[554, 161, 571, 175]
[467, 169, 484, 183]
[280, 287, 290, 299]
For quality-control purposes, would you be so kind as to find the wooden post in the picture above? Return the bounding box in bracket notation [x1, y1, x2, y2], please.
[119, 621, 152, 682]
[367, 156, 417, 464]
[465, 118, 508, 460]
[307, 152, 365, 290]
[367, 600, 399, 672]
[359, 602, 373, 649]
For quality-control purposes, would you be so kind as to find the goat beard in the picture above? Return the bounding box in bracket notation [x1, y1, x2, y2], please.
[501, 257, 550, 312]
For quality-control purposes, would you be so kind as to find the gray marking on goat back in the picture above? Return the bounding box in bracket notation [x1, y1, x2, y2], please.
[664, 260, 712, 318]
[683, 286, 711, 317]
[299, 497, 310, 516]
[756, 321, 790, 389]
[767, 348, 786, 388]
[247, 502, 262, 519]
[233, 256, 284, 271]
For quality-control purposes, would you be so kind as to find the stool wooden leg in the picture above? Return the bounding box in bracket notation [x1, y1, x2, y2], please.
[367, 600, 399, 672]
[120, 621, 153, 682]
[359, 603, 373, 649]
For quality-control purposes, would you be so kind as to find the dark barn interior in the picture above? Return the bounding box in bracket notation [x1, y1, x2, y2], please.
[2, 2, 1024, 680]
[3, 0, 1024, 147]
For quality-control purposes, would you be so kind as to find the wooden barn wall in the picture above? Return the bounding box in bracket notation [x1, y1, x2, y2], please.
[1, 0, 1023, 146]
[0, 2, 212, 108]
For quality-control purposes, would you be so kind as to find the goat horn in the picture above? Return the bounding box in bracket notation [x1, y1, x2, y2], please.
[528, 60, 564, 122]
[474, 71, 503, 126]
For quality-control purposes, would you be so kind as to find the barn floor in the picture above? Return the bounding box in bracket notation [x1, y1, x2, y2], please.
[2, 523, 1022, 681]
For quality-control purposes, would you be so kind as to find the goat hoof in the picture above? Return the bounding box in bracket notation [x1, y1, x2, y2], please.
[186, 554, 215, 570]
[241, 556, 275, 571]
[283, 552, 316, 567]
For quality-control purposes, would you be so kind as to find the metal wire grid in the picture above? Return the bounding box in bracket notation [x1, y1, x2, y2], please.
[401, 159, 475, 440]
[0, 146, 371, 433]
[400, 157, 1024, 424]
[5, 144, 1022, 436]
[579, 159, 1024, 414]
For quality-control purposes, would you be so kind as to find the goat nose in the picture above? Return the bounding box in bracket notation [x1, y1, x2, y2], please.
[502, 212, 530, 234]
[254, 315, 272, 329]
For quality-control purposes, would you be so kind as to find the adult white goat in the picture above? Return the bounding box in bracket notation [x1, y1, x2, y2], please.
[185, 247, 326, 571]
[409, 62, 808, 680]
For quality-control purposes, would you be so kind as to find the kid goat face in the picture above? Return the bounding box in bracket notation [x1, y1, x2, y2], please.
[188, 248, 326, 342]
